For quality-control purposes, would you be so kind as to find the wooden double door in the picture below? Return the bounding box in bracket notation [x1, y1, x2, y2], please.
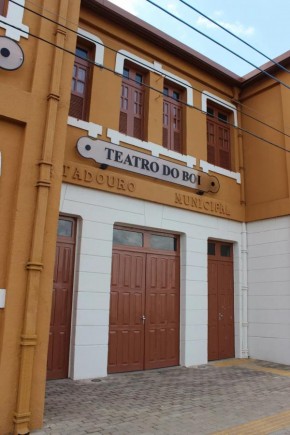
[108, 227, 180, 373]
[208, 240, 234, 361]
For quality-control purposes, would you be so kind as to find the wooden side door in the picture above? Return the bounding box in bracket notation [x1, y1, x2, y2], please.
[145, 253, 179, 369]
[47, 217, 76, 380]
[208, 240, 234, 361]
[108, 250, 146, 373]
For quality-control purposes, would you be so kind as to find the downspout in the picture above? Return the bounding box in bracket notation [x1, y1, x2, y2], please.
[241, 222, 249, 358]
[232, 87, 246, 207]
[13, 1, 70, 433]
[232, 87, 248, 358]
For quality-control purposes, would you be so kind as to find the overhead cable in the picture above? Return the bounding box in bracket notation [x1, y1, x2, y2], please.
[0, 21, 289, 153]
[145, 0, 290, 90]
[178, 0, 290, 74]
[7, 0, 290, 140]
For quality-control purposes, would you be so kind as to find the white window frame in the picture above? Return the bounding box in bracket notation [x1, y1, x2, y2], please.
[67, 29, 105, 131]
[109, 49, 196, 167]
[77, 28, 104, 66]
[0, 0, 29, 40]
[115, 49, 193, 107]
[200, 91, 241, 184]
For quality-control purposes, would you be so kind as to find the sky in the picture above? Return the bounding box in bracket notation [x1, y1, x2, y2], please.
[107, 0, 290, 76]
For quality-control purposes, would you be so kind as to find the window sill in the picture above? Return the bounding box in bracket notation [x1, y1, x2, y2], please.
[66, 120, 240, 185]
[67, 117, 103, 138]
[200, 160, 241, 184]
[107, 129, 196, 168]
[0, 1, 29, 41]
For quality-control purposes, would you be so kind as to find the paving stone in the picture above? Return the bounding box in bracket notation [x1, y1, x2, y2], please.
[31, 359, 290, 435]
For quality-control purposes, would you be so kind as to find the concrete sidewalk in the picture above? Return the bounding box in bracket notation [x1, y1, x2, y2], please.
[33, 359, 290, 435]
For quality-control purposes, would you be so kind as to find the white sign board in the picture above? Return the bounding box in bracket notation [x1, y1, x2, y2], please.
[77, 138, 219, 193]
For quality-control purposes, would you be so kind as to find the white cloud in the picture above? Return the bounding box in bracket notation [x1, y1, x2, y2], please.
[107, 0, 140, 15]
[197, 16, 217, 30]
[197, 16, 255, 37]
[221, 21, 254, 37]
[214, 10, 224, 18]
[166, 1, 181, 18]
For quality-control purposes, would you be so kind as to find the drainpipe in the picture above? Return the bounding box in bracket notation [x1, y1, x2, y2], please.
[13, 1, 70, 433]
[232, 87, 246, 207]
[232, 87, 248, 358]
[241, 222, 249, 358]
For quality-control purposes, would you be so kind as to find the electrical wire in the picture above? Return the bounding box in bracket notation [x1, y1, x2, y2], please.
[145, 0, 290, 90]
[8, 0, 290, 140]
[178, 0, 290, 74]
[12, 0, 290, 90]
[0, 18, 289, 154]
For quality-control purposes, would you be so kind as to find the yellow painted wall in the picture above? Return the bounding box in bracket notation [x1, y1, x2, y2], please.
[0, 0, 290, 434]
[64, 7, 244, 222]
[0, 1, 80, 433]
[241, 78, 290, 221]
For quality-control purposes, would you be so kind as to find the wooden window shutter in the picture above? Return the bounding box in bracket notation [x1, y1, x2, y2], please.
[163, 85, 183, 152]
[133, 89, 143, 139]
[119, 67, 145, 140]
[119, 112, 127, 134]
[119, 84, 128, 134]
[173, 104, 181, 152]
[206, 105, 231, 170]
[162, 101, 169, 148]
[207, 119, 216, 165]
[69, 94, 85, 119]
[0, 0, 7, 16]
[69, 46, 92, 121]
[219, 150, 230, 170]
[218, 125, 230, 169]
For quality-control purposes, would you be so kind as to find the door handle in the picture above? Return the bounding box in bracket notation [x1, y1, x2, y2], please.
[218, 313, 224, 320]
[141, 315, 146, 324]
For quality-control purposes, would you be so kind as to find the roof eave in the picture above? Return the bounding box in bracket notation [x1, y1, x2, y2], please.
[82, 0, 242, 87]
[241, 50, 290, 87]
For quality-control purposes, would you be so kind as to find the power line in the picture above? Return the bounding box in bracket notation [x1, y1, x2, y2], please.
[178, 0, 290, 74]
[0, 19, 289, 154]
[8, 0, 290, 140]
[15, 0, 290, 90]
[145, 0, 290, 90]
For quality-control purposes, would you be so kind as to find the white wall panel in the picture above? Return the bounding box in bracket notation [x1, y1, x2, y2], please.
[181, 280, 207, 296]
[248, 228, 289, 246]
[181, 309, 207, 325]
[249, 242, 290, 258]
[249, 295, 290, 310]
[80, 238, 113, 257]
[77, 272, 110, 293]
[76, 292, 110, 310]
[248, 338, 290, 366]
[81, 221, 113, 240]
[247, 217, 290, 364]
[60, 183, 244, 379]
[76, 309, 109, 326]
[183, 340, 207, 366]
[72, 345, 107, 379]
[74, 325, 109, 346]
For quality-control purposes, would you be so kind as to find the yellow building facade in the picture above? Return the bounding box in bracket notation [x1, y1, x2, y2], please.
[0, 0, 289, 433]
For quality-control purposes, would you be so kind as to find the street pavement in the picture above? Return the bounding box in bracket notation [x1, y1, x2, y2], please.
[32, 359, 290, 435]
